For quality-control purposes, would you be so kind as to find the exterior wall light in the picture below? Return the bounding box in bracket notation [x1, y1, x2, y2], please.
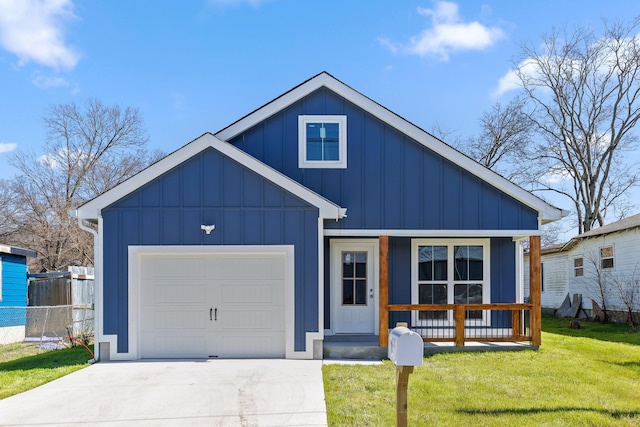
[201, 225, 216, 234]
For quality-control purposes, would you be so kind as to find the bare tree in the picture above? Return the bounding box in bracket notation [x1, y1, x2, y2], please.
[6, 99, 162, 271]
[513, 18, 640, 234]
[583, 249, 612, 322]
[0, 179, 19, 240]
[612, 264, 640, 327]
[461, 96, 534, 182]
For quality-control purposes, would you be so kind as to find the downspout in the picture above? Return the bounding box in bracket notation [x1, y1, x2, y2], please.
[70, 209, 101, 362]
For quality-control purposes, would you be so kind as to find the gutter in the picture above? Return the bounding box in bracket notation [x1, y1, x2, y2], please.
[69, 209, 101, 361]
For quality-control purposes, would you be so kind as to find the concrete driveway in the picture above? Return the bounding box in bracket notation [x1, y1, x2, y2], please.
[0, 359, 327, 426]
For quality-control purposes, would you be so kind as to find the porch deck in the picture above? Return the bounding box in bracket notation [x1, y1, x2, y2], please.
[323, 335, 537, 360]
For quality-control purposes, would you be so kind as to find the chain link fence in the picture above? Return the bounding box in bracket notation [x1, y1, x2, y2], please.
[0, 305, 94, 349]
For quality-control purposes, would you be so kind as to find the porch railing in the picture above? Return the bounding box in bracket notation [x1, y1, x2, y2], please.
[387, 303, 533, 347]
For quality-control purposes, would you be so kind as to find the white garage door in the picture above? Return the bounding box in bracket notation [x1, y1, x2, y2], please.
[139, 252, 286, 358]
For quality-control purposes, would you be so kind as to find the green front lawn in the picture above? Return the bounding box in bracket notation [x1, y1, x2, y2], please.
[0, 343, 93, 399]
[324, 316, 640, 426]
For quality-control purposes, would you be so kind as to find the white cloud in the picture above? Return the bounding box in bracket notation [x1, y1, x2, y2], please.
[493, 58, 540, 97]
[493, 69, 519, 97]
[38, 152, 59, 168]
[381, 1, 505, 61]
[0, 142, 17, 153]
[0, 0, 79, 70]
[32, 73, 69, 88]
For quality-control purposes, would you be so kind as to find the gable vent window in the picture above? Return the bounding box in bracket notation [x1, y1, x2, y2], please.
[298, 115, 347, 168]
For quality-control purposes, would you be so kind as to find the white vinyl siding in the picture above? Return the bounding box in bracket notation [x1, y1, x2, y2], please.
[524, 252, 569, 309]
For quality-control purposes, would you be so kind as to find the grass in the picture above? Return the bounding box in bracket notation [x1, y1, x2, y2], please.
[323, 315, 640, 426]
[0, 342, 94, 399]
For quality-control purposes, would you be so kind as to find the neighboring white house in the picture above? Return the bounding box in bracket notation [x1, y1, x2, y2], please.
[525, 213, 640, 321]
[524, 243, 569, 311]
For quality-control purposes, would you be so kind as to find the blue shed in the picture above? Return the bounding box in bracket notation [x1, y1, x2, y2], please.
[75, 72, 565, 361]
[0, 244, 37, 344]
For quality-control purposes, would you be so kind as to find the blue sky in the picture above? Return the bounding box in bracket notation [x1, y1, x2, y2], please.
[0, 0, 638, 228]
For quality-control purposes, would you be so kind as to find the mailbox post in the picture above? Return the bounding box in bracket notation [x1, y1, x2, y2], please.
[388, 326, 423, 427]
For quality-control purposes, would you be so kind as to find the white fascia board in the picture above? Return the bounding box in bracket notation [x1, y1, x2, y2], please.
[323, 229, 543, 237]
[215, 72, 565, 223]
[76, 133, 345, 221]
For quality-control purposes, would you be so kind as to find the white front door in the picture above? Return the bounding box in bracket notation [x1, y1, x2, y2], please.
[331, 240, 378, 334]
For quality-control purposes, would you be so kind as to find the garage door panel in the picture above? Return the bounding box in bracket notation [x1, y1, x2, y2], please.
[154, 310, 207, 330]
[140, 307, 208, 330]
[221, 256, 284, 279]
[220, 308, 284, 330]
[221, 282, 282, 304]
[153, 283, 207, 304]
[220, 334, 285, 358]
[140, 279, 210, 302]
[141, 334, 209, 358]
[141, 256, 208, 279]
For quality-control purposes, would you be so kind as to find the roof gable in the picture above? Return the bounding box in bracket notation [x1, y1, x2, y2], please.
[216, 72, 565, 223]
[560, 212, 640, 251]
[75, 133, 345, 220]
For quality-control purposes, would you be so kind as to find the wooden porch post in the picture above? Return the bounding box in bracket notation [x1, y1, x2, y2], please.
[454, 305, 465, 347]
[529, 235, 542, 346]
[379, 235, 389, 347]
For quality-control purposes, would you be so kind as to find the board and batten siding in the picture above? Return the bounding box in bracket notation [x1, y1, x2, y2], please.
[230, 87, 539, 231]
[102, 147, 320, 353]
[566, 228, 640, 311]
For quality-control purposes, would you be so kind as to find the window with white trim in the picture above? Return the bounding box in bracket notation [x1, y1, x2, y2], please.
[412, 239, 490, 325]
[574, 257, 583, 277]
[298, 115, 347, 168]
[600, 246, 614, 270]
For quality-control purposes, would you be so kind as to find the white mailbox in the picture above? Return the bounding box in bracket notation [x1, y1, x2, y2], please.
[388, 326, 423, 366]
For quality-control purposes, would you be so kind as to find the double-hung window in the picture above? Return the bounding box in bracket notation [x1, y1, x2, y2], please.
[298, 115, 347, 168]
[412, 239, 490, 325]
[574, 257, 584, 277]
[600, 246, 614, 269]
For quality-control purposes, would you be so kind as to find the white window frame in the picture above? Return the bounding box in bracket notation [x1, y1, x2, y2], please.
[298, 115, 347, 168]
[411, 238, 491, 327]
[573, 256, 584, 277]
[600, 245, 614, 270]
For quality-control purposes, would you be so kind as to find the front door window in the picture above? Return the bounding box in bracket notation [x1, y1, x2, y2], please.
[342, 251, 368, 305]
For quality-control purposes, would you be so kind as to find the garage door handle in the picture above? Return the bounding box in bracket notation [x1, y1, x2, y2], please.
[215, 308, 217, 321]
[210, 308, 213, 321]
[210, 308, 217, 321]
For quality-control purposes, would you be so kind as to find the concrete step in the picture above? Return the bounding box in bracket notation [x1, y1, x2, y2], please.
[323, 341, 387, 360]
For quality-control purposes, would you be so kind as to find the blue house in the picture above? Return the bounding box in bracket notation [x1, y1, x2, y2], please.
[0, 244, 37, 345]
[75, 72, 564, 361]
